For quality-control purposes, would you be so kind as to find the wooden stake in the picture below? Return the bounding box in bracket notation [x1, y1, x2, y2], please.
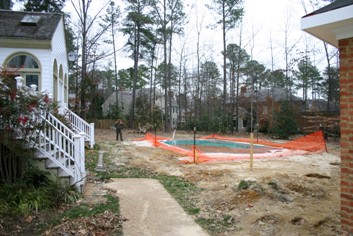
[250, 133, 254, 171]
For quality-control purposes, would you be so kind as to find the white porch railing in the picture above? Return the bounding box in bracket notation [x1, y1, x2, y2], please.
[31, 111, 86, 192]
[61, 107, 95, 149]
[12, 77, 88, 192]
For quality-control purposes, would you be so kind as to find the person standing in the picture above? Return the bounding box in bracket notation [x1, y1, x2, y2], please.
[115, 119, 124, 141]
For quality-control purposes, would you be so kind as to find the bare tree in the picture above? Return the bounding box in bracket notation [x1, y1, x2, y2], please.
[194, 0, 205, 119]
[151, 0, 186, 131]
[301, 0, 339, 110]
[207, 0, 244, 112]
[102, 1, 120, 112]
[280, 8, 300, 99]
[70, 0, 111, 118]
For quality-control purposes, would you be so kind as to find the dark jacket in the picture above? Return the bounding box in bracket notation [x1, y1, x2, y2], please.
[115, 122, 123, 131]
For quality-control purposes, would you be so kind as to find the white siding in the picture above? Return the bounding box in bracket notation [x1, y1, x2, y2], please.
[0, 47, 53, 96]
[0, 16, 68, 107]
[0, 15, 69, 109]
[51, 17, 69, 107]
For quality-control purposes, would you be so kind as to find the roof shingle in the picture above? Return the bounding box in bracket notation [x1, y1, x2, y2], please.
[303, 0, 353, 18]
[0, 10, 62, 40]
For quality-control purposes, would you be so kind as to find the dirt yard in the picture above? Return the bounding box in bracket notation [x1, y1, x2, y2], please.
[95, 128, 341, 236]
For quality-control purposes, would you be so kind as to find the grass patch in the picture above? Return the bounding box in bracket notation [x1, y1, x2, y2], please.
[55, 194, 118, 222]
[156, 175, 200, 215]
[238, 180, 253, 190]
[196, 214, 239, 234]
[36, 194, 121, 235]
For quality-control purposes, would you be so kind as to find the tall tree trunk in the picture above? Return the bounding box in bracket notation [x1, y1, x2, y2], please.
[168, 24, 173, 130]
[324, 42, 332, 112]
[111, 13, 119, 113]
[80, 0, 87, 118]
[222, 1, 227, 112]
[163, 0, 169, 132]
[149, 49, 154, 119]
[131, 24, 140, 128]
[235, 25, 243, 132]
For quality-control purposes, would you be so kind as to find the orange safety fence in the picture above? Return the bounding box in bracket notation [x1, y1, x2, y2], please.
[201, 130, 327, 152]
[137, 131, 327, 164]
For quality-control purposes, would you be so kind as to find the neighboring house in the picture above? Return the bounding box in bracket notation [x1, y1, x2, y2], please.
[0, 10, 94, 192]
[226, 87, 301, 131]
[240, 87, 301, 102]
[102, 89, 137, 117]
[102, 88, 179, 129]
[301, 0, 353, 234]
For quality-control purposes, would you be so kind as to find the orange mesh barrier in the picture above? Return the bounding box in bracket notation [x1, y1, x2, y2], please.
[201, 131, 327, 152]
[138, 131, 326, 163]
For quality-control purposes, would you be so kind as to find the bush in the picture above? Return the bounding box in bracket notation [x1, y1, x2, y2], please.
[0, 68, 54, 183]
[269, 100, 298, 139]
[0, 173, 80, 217]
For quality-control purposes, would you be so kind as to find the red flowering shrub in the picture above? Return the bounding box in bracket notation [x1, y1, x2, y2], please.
[0, 67, 54, 183]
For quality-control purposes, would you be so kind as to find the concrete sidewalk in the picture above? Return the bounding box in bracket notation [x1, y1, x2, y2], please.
[104, 178, 209, 236]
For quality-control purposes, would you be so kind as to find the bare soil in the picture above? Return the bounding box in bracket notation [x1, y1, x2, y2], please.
[0, 128, 341, 235]
[96, 129, 342, 236]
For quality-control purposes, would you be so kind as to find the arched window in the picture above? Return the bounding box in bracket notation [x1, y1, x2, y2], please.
[7, 55, 39, 69]
[5, 54, 41, 90]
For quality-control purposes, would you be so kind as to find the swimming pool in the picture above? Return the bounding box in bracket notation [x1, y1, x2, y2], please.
[162, 139, 264, 149]
[140, 132, 323, 163]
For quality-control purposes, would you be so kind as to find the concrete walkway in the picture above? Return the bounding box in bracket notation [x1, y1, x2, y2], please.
[104, 178, 209, 236]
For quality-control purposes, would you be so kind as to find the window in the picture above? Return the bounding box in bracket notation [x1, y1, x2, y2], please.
[7, 55, 39, 69]
[5, 54, 41, 90]
[25, 74, 39, 90]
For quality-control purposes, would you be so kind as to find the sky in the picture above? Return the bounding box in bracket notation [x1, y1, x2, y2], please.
[13, 0, 336, 73]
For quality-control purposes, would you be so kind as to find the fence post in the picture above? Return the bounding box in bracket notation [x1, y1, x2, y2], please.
[30, 84, 37, 95]
[73, 134, 81, 188]
[79, 132, 86, 174]
[90, 123, 95, 148]
[15, 76, 24, 88]
[95, 150, 106, 171]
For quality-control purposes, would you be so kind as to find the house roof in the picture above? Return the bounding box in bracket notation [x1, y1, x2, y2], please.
[0, 10, 62, 41]
[303, 0, 353, 17]
[301, 0, 353, 47]
[242, 88, 301, 102]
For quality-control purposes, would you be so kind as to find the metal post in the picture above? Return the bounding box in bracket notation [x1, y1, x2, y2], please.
[193, 126, 196, 163]
[256, 90, 259, 143]
[154, 126, 157, 146]
[250, 133, 254, 171]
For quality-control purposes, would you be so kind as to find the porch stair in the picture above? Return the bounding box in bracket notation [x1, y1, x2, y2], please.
[61, 107, 95, 149]
[29, 111, 87, 192]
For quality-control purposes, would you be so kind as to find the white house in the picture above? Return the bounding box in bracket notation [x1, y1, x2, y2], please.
[0, 10, 68, 107]
[0, 10, 94, 192]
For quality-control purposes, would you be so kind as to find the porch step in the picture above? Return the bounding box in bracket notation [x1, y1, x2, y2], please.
[28, 110, 89, 192]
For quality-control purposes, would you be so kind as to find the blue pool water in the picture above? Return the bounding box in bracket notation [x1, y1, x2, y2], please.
[162, 139, 263, 149]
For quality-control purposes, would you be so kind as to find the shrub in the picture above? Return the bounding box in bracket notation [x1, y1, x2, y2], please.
[269, 100, 298, 139]
[0, 68, 55, 183]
